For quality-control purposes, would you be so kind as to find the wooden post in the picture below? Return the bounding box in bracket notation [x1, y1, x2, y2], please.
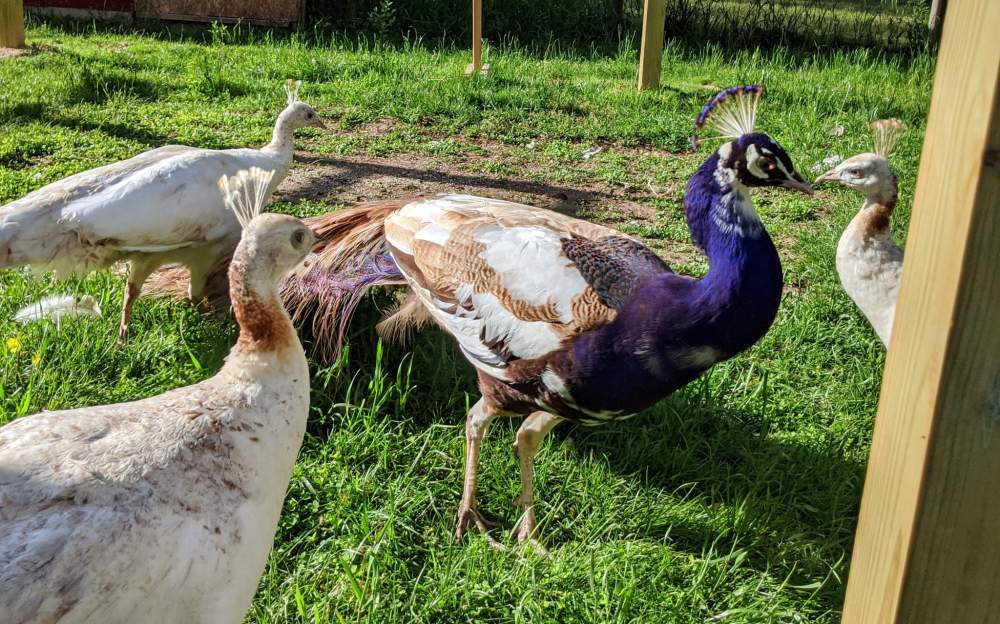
[0, 0, 25, 49]
[841, 1, 1000, 622]
[464, 0, 488, 76]
[929, 0, 948, 44]
[637, 0, 665, 90]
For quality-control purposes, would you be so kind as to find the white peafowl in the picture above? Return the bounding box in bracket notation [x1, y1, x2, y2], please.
[0, 80, 324, 343]
[0, 168, 316, 624]
[815, 119, 906, 346]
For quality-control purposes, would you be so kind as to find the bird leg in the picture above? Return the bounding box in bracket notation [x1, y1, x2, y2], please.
[117, 258, 156, 346]
[455, 398, 502, 548]
[511, 411, 562, 553]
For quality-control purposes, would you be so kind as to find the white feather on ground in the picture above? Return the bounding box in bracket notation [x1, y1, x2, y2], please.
[13, 294, 102, 325]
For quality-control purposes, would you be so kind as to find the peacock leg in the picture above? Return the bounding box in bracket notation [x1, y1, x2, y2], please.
[455, 398, 502, 548]
[117, 258, 157, 346]
[511, 411, 563, 552]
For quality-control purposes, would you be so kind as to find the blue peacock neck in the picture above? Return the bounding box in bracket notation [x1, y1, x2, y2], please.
[565, 145, 783, 415]
[675, 149, 783, 355]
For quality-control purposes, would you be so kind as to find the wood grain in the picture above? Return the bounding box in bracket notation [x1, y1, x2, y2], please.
[637, 0, 665, 90]
[136, 0, 302, 25]
[0, 0, 25, 48]
[471, 0, 482, 72]
[841, 0, 1000, 622]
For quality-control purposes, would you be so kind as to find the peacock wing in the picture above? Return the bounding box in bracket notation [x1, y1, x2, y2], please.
[382, 195, 671, 375]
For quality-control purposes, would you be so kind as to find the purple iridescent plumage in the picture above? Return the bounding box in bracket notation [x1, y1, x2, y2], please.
[293, 250, 404, 356]
[565, 144, 782, 416]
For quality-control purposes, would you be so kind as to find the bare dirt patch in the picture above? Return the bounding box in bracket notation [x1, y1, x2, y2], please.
[0, 47, 32, 60]
[280, 137, 705, 268]
[283, 151, 658, 223]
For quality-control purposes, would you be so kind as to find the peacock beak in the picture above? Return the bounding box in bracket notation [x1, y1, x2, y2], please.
[311, 117, 327, 130]
[781, 172, 814, 195]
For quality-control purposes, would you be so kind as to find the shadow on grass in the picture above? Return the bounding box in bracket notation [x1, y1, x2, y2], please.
[302, 302, 861, 575]
[287, 154, 623, 217]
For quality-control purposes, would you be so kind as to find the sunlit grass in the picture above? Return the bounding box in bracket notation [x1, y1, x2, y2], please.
[0, 20, 933, 623]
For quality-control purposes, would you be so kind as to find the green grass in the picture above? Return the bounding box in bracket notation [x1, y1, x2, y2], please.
[0, 21, 933, 623]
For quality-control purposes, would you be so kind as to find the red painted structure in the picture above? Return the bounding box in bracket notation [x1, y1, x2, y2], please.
[25, 0, 134, 12]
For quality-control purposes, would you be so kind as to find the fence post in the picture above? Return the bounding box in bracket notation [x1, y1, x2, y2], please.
[1, 0, 25, 49]
[841, 0, 1000, 622]
[638, 0, 665, 90]
[465, 0, 487, 76]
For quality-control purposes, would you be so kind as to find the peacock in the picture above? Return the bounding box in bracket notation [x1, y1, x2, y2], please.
[815, 119, 906, 346]
[269, 85, 810, 549]
[0, 80, 324, 343]
[0, 168, 317, 624]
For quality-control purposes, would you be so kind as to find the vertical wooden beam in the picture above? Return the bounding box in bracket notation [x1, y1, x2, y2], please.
[842, 0, 1000, 622]
[0, 0, 25, 49]
[929, 0, 949, 44]
[637, 0, 665, 90]
[465, 0, 487, 76]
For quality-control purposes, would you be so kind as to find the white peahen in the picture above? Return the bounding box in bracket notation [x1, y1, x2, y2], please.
[0, 168, 316, 624]
[815, 119, 906, 346]
[0, 80, 324, 343]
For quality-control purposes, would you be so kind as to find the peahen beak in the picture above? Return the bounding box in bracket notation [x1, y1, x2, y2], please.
[814, 169, 840, 184]
[781, 172, 814, 195]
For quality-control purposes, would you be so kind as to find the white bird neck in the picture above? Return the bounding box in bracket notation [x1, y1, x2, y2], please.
[227, 246, 297, 356]
[262, 108, 297, 159]
[855, 182, 898, 239]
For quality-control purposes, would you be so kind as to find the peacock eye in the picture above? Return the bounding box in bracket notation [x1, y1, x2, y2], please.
[757, 157, 777, 173]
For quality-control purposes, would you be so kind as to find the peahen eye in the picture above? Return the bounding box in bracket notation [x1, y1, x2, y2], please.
[848, 168, 864, 178]
[292, 231, 305, 246]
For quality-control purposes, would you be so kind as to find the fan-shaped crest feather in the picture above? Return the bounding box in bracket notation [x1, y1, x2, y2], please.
[871, 118, 906, 159]
[284, 79, 302, 105]
[692, 85, 765, 150]
[219, 167, 275, 229]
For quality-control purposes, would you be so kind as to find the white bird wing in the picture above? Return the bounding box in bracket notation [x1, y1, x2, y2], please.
[56, 148, 283, 249]
[381, 195, 667, 377]
[0, 145, 284, 271]
[0, 383, 239, 622]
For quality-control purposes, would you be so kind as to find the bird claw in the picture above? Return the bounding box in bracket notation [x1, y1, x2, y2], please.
[511, 509, 548, 555]
[455, 505, 505, 550]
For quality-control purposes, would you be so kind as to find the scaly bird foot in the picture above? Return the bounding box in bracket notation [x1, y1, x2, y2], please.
[512, 508, 548, 555]
[455, 505, 504, 550]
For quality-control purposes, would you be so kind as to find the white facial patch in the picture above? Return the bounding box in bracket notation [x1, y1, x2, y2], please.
[745, 144, 767, 179]
[713, 142, 737, 186]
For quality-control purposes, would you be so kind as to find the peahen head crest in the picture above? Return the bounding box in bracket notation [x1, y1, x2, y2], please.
[871, 118, 906, 159]
[692, 85, 765, 151]
[284, 79, 302, 106]
[219, 167, 275, 229]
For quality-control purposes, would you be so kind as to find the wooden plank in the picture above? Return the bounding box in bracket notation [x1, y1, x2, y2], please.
[841, 0, 1000, 622]
[136, 0, 302, 25]
[637, 0, 665, 90]
[0, 0, 25, 49]
[465, 0, 487, 76]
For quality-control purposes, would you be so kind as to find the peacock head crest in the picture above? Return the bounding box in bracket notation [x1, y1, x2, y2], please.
[693, 85, 812, 195]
